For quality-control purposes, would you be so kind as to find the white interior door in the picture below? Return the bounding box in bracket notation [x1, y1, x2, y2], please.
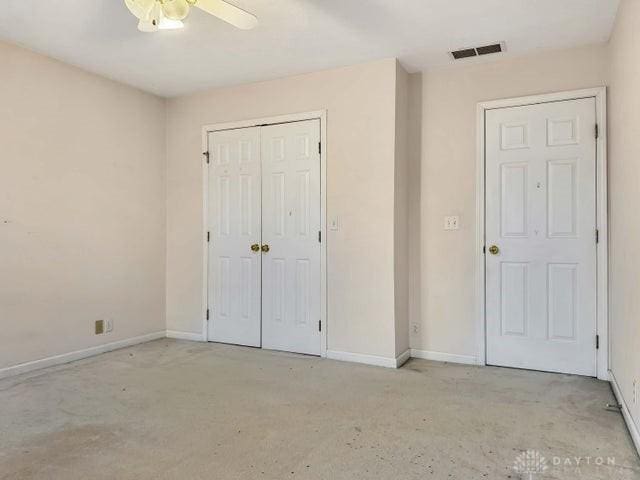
[260, 120, 322, 355]
[207, 127, 262, 347]
[485, 98, 597, 376]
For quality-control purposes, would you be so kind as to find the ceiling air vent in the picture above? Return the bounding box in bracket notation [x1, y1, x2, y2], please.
[450, 43, 504, 60]
[451, 48, 477, 60]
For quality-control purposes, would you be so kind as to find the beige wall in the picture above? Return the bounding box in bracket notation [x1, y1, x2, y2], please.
[0, 32, 623, 372]
[166, 59, 402, 359]
[607, 0, 640, 435]
[0, 41, 166, 369]
[410, 45, 608, 358]
[393, 61, 411, 357]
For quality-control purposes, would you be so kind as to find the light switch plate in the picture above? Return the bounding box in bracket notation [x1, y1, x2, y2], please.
[444, 216, 460, 230]
[329, 216, 339, 231]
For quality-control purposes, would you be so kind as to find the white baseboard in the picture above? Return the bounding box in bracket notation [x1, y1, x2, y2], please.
[326, 350, 400, 368]
[396, 349, 412, 368]
[166, 330, 205, 342]
[326, 348, 475, 369]
[610, 370, 640, 455]
[0, 331, 166, 380]
[410, 349, 478, 365]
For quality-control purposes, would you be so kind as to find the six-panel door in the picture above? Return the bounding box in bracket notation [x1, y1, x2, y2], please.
[208, 127, 262, 347]
[260, 120, 321, 355]
[485, 98, 597, 376]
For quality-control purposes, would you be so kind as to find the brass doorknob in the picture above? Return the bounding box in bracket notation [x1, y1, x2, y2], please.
[488, 245, 500, 255]
[261, 244, 270, 253]
[250, 243, 260, 252]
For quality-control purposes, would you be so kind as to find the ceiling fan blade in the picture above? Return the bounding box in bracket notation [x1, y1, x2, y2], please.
[193, 0, 258, 30]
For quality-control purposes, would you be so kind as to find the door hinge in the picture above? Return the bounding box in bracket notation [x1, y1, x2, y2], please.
[318, 320, 322, 332]
[318, 231, 321, 243]
[318, 142, 321, 155]
[595, 124, 599, 139]
[207, 231, 210, 243]
[206, 309, 210, 321]
[596, 334, 600, 350]
[483, 245, 486, 254]
[204, 151, 210, 164]
[595, 229, 599, 244]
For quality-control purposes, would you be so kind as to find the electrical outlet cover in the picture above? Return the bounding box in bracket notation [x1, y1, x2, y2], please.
[444, 215, 460, 230]
[95, 320, 104, 335]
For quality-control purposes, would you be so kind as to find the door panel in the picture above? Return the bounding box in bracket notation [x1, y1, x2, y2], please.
[500, 162, 528, 237]
[485, 98, 597, 376]
[261, 120, 321, 355]
[207, 127, 261, 347]
[500, 262, 529, 337]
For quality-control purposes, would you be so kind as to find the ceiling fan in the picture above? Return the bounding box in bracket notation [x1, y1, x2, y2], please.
[124, 0, 258, 32]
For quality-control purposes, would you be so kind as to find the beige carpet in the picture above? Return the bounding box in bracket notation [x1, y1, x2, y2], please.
[0, 339, 638, 479]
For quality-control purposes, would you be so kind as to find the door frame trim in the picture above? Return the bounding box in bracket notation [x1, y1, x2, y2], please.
[201, 110, 328, 357]
[475, 87, 608, 379]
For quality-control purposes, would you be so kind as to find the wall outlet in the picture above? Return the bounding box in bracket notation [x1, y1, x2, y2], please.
[95, 320, 104, 335]
[444, 215, 460, 230]
[105, 319, 114, 333]
[411, 323, 420, 335]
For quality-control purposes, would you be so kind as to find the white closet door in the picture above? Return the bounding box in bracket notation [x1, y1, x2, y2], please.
[207, 127, 261, 347]
[485, 98, 597, 376]
[261, 120, 322, 355]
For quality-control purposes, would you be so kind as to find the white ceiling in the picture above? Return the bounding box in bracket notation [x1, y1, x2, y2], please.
[0, 0, 619, 97]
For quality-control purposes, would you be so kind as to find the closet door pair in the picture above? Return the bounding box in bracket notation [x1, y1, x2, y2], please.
[207, 119, 321, 355]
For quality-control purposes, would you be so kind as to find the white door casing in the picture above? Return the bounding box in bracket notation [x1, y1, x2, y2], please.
[260, 120, 322, 355]
[485, 97, 597, 376]
[207, 127, 262, 347]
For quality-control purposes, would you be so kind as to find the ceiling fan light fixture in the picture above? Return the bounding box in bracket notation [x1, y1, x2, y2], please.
[124, 0, 257, 32]
[125, 0, 156, 20]
[137, 18, 158, 32]
[158, 16, 185, 29]
[161, 0, 190, 20]
[136, 3, 183, 32]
